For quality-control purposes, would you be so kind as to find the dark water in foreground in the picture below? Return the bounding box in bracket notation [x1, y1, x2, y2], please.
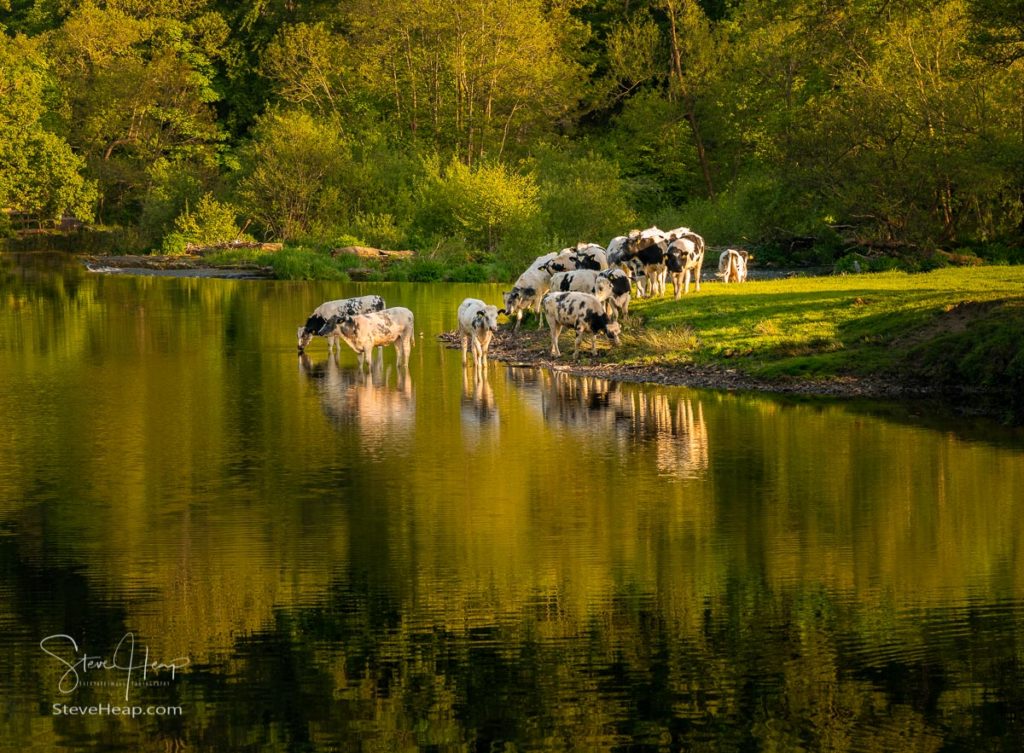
[2, 253, 1024, 752]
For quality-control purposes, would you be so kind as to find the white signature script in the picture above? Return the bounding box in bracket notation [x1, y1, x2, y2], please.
[40, 633, 189, 701]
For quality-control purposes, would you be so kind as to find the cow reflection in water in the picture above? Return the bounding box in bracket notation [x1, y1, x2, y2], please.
[298, 352, 414, 451]
[460, 367, 498, 445]
[532, 371, 709, 478]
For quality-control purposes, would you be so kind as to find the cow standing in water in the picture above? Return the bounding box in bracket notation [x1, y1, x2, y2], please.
[457, 298, 500, 368]
[297, 295, 385, 353]
[320, 307, 415, 371]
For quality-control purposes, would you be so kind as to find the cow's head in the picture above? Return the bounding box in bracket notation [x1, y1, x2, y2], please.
[336, 315, 359, 338]
[666, 249, 685, 273]
[297, 326, 313, 353]
[316, 315, 342, 337]
[474, 306, 500, 334]
[502, 289, 523, 314]
[605, 318, 622, 346]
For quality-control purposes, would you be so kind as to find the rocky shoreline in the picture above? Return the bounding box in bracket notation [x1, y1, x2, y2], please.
[437, 329, 931, 400]
[81, 254, 274, 278]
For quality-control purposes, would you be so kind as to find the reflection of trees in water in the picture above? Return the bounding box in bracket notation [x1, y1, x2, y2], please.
[528, 371, 709, 480]
[299, 353, 414, 455]
[6, 527, 1022, 753]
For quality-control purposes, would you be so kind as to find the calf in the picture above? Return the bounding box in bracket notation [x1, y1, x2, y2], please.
[718, 249, 748, 283]
[457, 298, 500, 368]
[502, 266, 553, 331]
[541, 291, 622, 359]
[667, 235, 705, 298]
[325, 307, 415, 371]
[298, 294, 385, 353]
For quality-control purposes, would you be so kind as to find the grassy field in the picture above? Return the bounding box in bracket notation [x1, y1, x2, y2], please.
[614, 267, 1024, 418]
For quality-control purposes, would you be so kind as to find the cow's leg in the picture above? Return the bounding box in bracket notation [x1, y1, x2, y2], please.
[460, 332, 469, 367]
[535, 299, 545, 330]
[573, 329, 585, 360]
[550, 322, 562, 356]
[513, 309, 523, 332]
[695, 259, 702, 292]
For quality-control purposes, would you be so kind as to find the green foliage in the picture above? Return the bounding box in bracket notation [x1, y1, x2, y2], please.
[4, 0, 1024, 265]
[260, 22, 349, 115]
[259, 246, 352, 281]
[0, 34, 96, 221]
[532, 146, 638, 246]
[161, 193, 248, 253]
[415, 156, 541, 252]
[237, 109, 351, 240]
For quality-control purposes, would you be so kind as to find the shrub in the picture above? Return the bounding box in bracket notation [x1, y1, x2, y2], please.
[161, 194, 250, 254]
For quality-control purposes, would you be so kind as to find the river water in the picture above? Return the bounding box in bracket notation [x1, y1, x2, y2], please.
[2, 253, 1024, 752]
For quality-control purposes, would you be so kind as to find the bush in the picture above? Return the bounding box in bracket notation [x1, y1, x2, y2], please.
[161, 194, 250, 254]
[414, 155, 540, 252]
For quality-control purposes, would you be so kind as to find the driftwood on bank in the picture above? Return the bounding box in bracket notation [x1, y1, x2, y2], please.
[186, 241, 283, 256]
[330, 245, 415, 261]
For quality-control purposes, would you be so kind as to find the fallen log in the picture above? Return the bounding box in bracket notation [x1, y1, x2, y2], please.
[331, 245, 415, 261]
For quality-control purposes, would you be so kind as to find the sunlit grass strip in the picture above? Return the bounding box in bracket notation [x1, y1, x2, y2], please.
[624, 267, 1024, 384]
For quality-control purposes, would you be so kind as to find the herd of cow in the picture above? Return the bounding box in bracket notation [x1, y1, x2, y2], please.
[295, 226, 750, 365]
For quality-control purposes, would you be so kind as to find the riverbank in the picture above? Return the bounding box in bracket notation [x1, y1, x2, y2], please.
[33, 249, 1024, 421]
[444, 267, 1024, 421]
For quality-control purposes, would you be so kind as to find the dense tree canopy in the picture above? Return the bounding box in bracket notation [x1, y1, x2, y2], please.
[1, 0, 1021, 265]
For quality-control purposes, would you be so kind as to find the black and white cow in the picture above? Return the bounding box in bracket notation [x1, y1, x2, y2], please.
[667, 233, 705, 298]
[570, 243, 609, 270]
[549, 269, 614, 302]
[606, 235, 629, 266]
[624, 228, 672, 298]
[539, 250, 579, 276]
[502, 266, 554, 331]
[598, 267, 632, 318]
[297, 294, 385, 353]
[541, 291, 622, 359]
[322, 307, 415, 371]
[457, 298, 500, 368]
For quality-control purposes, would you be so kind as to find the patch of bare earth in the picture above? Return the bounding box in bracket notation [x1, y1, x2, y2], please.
[893, 299, 1002, 349]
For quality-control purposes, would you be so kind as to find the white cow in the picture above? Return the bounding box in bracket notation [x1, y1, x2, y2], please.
[328, 307, 415, 371]
[541, 291, 622, 359]
[718, 249, 749, 283]
[297, 294, 385, 353]
[502, 266, 554, 331]
[457, 298, 500, 368]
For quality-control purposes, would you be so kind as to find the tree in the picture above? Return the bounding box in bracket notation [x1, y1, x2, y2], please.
[46, 1, 224, 222]
[0, 33, 95, 221]
[237, 109, 351, 240]
[416, 155, 540, 250]
[260, 22, 350, 115]
[343, 0, 586, 164]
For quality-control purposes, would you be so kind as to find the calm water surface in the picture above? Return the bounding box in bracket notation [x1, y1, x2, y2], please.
[2, 252, 1024, 752]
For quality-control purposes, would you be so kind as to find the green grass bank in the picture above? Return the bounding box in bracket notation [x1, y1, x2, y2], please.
[613, 267, 1024, 420]
[482, 267, 1024, 422]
